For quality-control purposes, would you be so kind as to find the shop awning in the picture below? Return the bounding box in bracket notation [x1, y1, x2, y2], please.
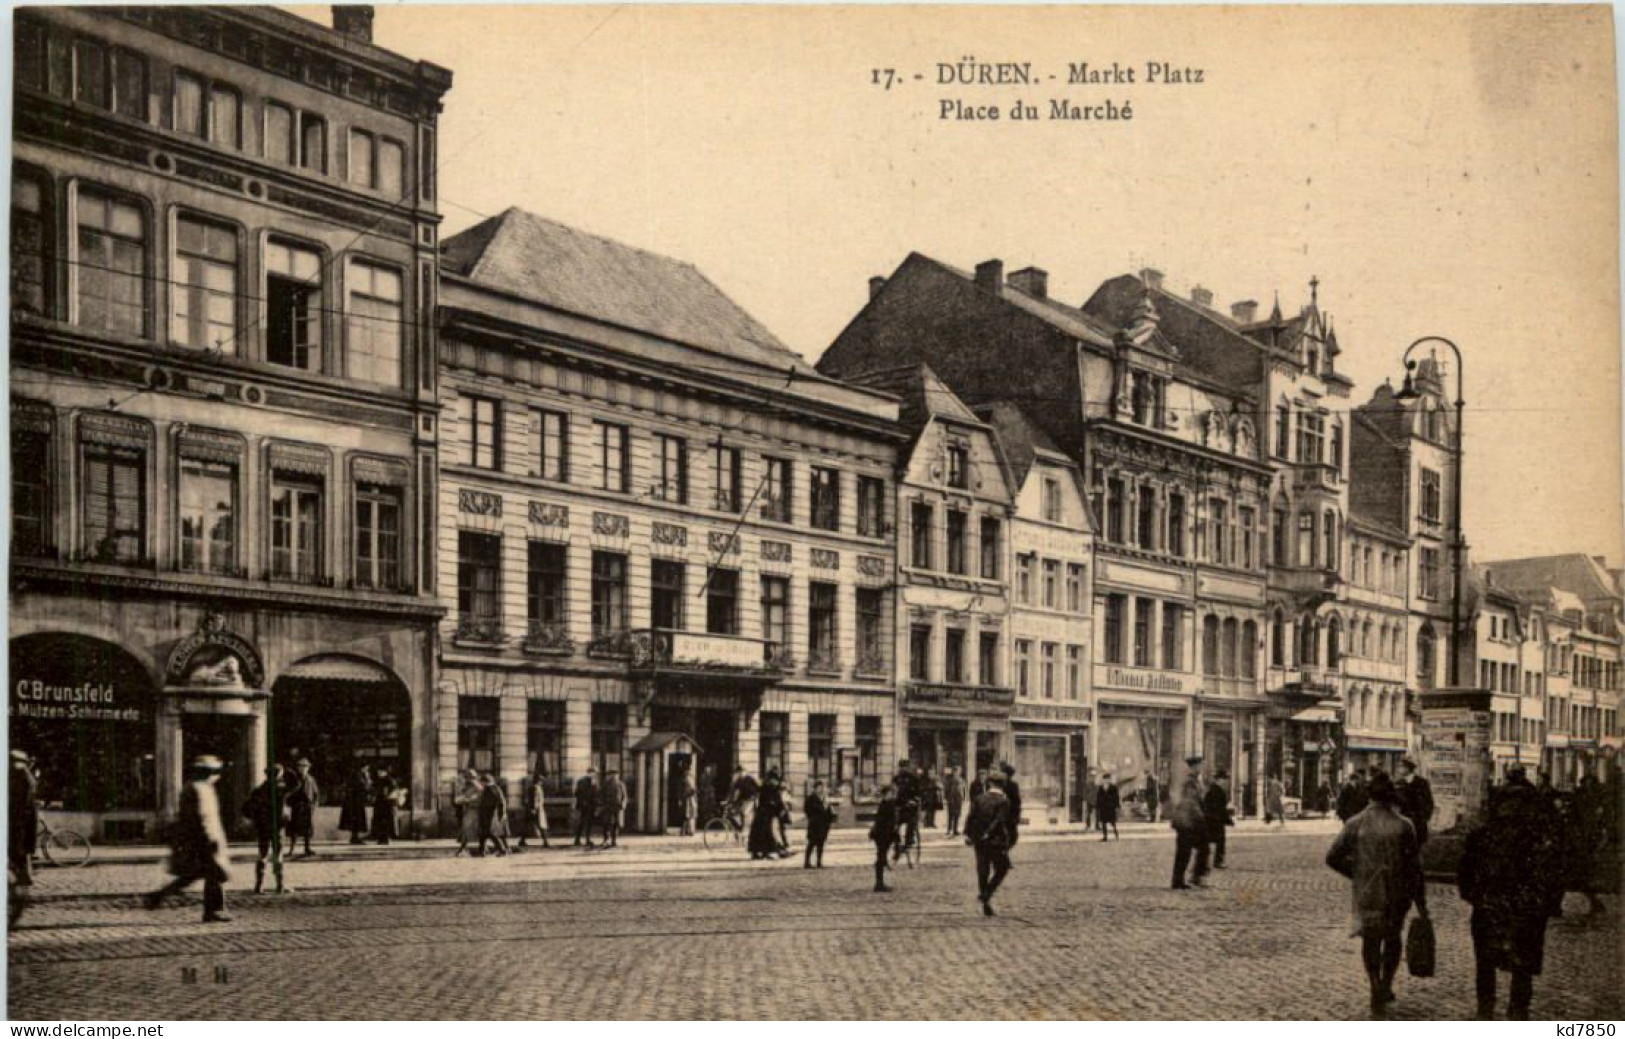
[279, 655, 397, 684]
[1290, 706, 1340, 724]
[630, 730, 695, 753]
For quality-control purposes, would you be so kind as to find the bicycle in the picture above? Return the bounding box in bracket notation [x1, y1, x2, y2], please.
[35, 814, 92, 868]
[701, 804, 748, 852]
[892, 802, 922, 869]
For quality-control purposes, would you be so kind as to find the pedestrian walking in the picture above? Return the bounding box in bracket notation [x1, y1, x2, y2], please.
[285, 758, 320, 857]
[803, 780, 835, 868]
[749, 770, 787, 859]
[242, 765, 288, 894]
[1264, 774, 1287, 828]
[922, 768, 943, 830]
[370, 766, 397, 844]
[1095, 772, 1120, 840]
[339, 760, 371, 845]
[478, 772, 511, 856]
[869, 785, 899, 892]
[1080, 769, 1098, 829]
[677, 760, 698, 837]
[9, 751, 38, 888]
[1000, 762, 1023, 848]
[454, 769, 483, 856]
[964, 771, 1014, 917]
[145, 756, 232, 923]
[599, 769, 628, 848]
[1325, 771, 1424, 1017]
[1170, 755, 1209, 889]
[1316, 778, 1334, 817]
[943, 767, 967, 836]
[573, 768, 599, 847]
[1203, 771, 1233, 869]
[1396, 758, 1434, 846]
[728, 766, 759, 836]
[1143, 770, 1161, 823]
[517, 767, 551, 850]
[1458, 766, 1565, 1020]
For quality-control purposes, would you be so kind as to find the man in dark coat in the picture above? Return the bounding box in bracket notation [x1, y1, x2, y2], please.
[1143, 770, 1161, 822]
[1080, 770, 1099, 829]
[1096, 772, 1121, 840]
[339, 761, 370, 845]
[1171, 756, 1209, 889]
[943, 767, 968, 837]
[968, 767, 989, 800]
[242, 764, 288, 894]
[964, 772, 1014, 916]
[1396, 758, 1435, 847]
[803, 780, 835, 868]
[1203, 771, 1233, 869]
[869, 786, 899, 892]
[1337, 771, 1370, 822]
[1327, 771, 1424, 1016]
[145, 756, 232, 922]
[9, 751, 39, 887]
[1459, 766, 1565, 1020]
[285, 758, 320, 857]
[1000, 762, 1023, 847]
[599, 769, 627, 848]
[573, 768, 599, 847]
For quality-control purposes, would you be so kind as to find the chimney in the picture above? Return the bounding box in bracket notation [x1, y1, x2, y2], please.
[332, 5, 375, 43]
[1139, 268, 1164, 291]
[1230, 299, 1258, 323]
[868, 276, 886, 301]
[1007, 266, 1049, 299]
[1190, 285, 1214, 308]
[974, 259, 1004, 293]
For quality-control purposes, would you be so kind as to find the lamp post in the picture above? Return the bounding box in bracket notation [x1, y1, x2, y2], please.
[1393, 336, 1466, 689]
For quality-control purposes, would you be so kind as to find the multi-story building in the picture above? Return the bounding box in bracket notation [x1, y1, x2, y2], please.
[821, 258, 1273, 814]
[1339, 512, 1413, 775]
[434, 208, 904, 832]
[1466, 572, 1545, 776]
[846, 366, 1015, 783]
[9, 5, 450, 839]
[981, 402, 1094, 821]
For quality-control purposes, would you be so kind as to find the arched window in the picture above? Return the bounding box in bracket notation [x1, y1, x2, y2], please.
[1241, 620, 1258, 679]
[1271, 608, 1286, 667]
[1221, 617, 1239, 676]
[1202, 614, 1220, 675]
[1326, 616, 1342, 667]
[1417, 626, 1437, 689]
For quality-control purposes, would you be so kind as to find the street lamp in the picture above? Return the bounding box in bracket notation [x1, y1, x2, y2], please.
[1393, 336, 1466, 690]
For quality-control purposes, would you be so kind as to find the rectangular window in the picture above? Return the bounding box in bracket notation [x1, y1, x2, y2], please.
[855, 717, 880, 793]
[713, 444, 742, 512]
[762, 456, 792, 522]
[1067, 645, 1083, 700]
[112, 49, 145, 120]
[596, 422, 629, 492]
[174, 70, 204, 135]
[759, 713, 788, 781]
[1043, 477, 1062, 522]
[1273, 508, 1289, 566]
[536, 409, 569, 482]
[1137, 484, 1156, 549]
[1209, 499, 1229, 565]
[808, 715, 836, 784]
[1420, 548, 1441, 601]
[462, 396, 501, 470]
[856, 588, 885, 668]
[651, 559, 685, 631]
[457, 697, 498, 773]
[1066, 564, 1085, 613]
[1042, 559, 1060, 609]
[1104, 594, 1125, 665]
[1420, 469, 1442, 523]
[909, 625, 932, 681]
[1239, 507, 1256, 569]
[810, 466, 840, 531]
[265, 239, 323, 371]
[808, 581, 838, 664]
[1297, 512, 1315, 568]
[12, 176, 49, 317]
[1330, 423, 1344, 474]
[15, 18, 47, 93]
[269, 472, 322, 581]
[1275, 405, 1292, 458]
[980, 516, 1001, 579]
[1041, 642, 1057, 699]
[75, 188, 147, 336]
[1161, 604, 1182, 670]
[706, 567, 739, 635]
[264, 102, 294, 165]
[526, 700, 563, 781]
[526, 541, 567, 628]
[655, 434, 688, 504]
[910, 501, 934, 569]
[377, 139, 404, 196]
[591, 551, 629, 638]
[12, 424, 50, 557]
[1015, 640, 1032, 696]
[947, 444, 969, 489]
[591, 703, 625, 779]
[1133, 597, 1154, 667]
[760, 576, 789, 657]
[857, 475, 885, 536]
[346, 260, 403, 386]
[172, 216, 237, 352]
[1016, 554, 1034, 605]
[300, 113, 326, 173]
[456, 531, 502, 627]
[177, 458, 235, 574]
[979, 633, 999, 685]
[945, 629, 966, 684]
[946, 509, 967, 574]
[348, 129, 375, 188]
[1297, 411, 1326, 464]
[1167, 493, 1186, 558]
[1106, 477, 1126, 543]
[353, 482, 402, 591]
[207, 84, 240, 149]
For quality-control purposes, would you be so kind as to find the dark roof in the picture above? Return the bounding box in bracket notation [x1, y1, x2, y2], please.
[846, 363, 982, 434]
[1082, 275, 1265, 393]
[441, 207, 812, 372]
[976, 400, 1068, 486]
[1480, 554, 1621, 605]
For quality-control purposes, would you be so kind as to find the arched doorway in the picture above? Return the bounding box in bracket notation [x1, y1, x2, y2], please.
[271, 655, 412, 821]
[9, 633, 158, 813]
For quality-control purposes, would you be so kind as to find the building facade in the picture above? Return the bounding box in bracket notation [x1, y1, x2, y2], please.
[1337, 515, 1413, 776]
[9, 5, 450, 839]
[433, 208, 904, 832]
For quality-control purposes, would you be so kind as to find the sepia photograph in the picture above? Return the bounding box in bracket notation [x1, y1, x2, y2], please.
[4, 1, 1622, 1023]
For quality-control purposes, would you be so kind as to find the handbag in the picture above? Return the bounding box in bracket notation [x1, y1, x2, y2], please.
[1405, 912, 1436, 978]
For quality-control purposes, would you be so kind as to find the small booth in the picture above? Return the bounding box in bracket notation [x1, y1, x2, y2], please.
[630, 730, 701, 834]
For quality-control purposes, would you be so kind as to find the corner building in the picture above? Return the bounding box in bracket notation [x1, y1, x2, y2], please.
[9, 6, 450, 839]
[435, 209, 904, 832]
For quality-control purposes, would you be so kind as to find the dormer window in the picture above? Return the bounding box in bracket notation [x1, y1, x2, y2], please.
[946, 443, 969, 489]
[1306, 346, 1319, 373]
[1129, 371, 1164, 427]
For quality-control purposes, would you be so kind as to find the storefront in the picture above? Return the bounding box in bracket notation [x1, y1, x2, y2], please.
[1345, 735, 1407, 777]
[1196, 704, 1263, 816]
[1096, 700, 1188, 819]
[901, 682, 1012, 781]
[1265, 698, 1343, 812]
[1011, 702, 1090, 822]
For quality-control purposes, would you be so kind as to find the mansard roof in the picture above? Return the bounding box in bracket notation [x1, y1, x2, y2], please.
[1082, 274, 1265, 392]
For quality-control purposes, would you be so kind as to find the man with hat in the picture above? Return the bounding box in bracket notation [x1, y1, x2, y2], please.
[1396, 757, 1435, 847]
[1327, 770, 1425, 1016]
[9, 750, 39, 887]
[285, 757, 320, 857]
[1203, 770, 1233, 869]
[599, 767, 628, 849]
[1170, 754, 1210, 889]
[146, 755, 232, 923]
[242, 764, 289, 894]
[1000, 762, 1023, 847]
[963, 770, 1014, 916]
[573, 768, 600, 847]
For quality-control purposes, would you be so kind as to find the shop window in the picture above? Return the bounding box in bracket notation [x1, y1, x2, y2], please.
[909, 625, 932, 681]
[713, 443, 742, 512]
[595, 421, 629, 492]
[178, 458, 237, 575]
[345, 260, 403, 387]
[354, 482, 402, 591]
[461, 395, 501, 470]
[910, 501, 933, 569]
[11, 172, 51, 316]
[266, 239, 323, 371]
[759, 712, 788, 780]
[760, 576, 789, 660]
[74, 187, 148, 337]
[855, 716, 881, 794]
[591, 551, 629, 638]
[706, 567, 739, 635]
[810, 466, 840, 531]
[979, 516, 1001, 578]
[535, 409, 569, 482]
[457, 696, 498, 773]
[457, 531, 502, 632]
[761, 456, 792, 522]
[655, 434, 688, 504]
[808, 714, 835, 784]
[526, 700, 564, 786]
[591, 703, 625, 778]
[172, 215, 237, 352]
[857, 475, 885, 536]
[270, 471, 323, 582]
[651, 559, 685, 631]
[526, 541, 568, 631]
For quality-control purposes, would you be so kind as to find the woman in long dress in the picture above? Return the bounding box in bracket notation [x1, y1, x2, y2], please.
[339, 762, 370, 845]
[370, 767, 398, 845]
[749, 771, 787, 859]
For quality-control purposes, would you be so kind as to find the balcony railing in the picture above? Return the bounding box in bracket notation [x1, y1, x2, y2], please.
[522, 618, 574, 656]
[453, 615, 505, 646]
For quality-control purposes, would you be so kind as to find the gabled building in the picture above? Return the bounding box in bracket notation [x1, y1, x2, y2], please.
[434, 208, 905, 832]
[845, 365, 1015, 782]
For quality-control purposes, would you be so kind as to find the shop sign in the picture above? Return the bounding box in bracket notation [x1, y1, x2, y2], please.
[668, 632, 761, 669]
[1014, 703, 1091, 724]
[10, 677, 144, 722]
[1097, 665, 1189, 695]
[906, 683, 1015, 710]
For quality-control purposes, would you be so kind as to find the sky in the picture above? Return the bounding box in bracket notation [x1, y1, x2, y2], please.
[328, 4, 1620, 564]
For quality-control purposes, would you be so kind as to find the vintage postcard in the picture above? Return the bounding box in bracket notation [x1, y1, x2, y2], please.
[5, 2, 1622, 1024]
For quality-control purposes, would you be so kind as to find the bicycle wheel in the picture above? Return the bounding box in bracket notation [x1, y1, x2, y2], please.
[47, 828, 92, 868]
[701, 818, 729, 852]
